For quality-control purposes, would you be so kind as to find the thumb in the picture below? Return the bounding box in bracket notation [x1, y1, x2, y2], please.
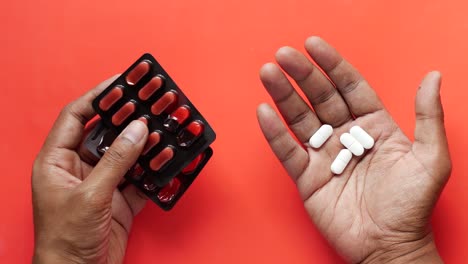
[82, 120, 148, 195]
[413, 71, 451, 182]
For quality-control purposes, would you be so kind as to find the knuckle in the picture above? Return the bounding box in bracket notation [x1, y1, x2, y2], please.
[295, 66, 314, 83]
[267, 128, 286, 145]
[60, 103, 74, 118]
[61, 103, 71, 113]
[31, 153, 56, 181]
[73, 186, 108, 208]
[62, 102, 86, 124]
[279, 145, 298, 164]
[326, 57, 344, 73]
[286, 107, 310, 128]
[341, 77, 364, 94]
[309, 88, 336, 106]
[102, 144, 128, 167]
[327, 111, 352, 127]
[275, 89, 295, 104]
[415, 111, 444, 122]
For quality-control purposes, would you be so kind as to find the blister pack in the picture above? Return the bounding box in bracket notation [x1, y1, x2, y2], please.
[84, 54, 216, 210]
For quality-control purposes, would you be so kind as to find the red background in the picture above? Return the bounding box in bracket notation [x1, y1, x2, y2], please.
[1, 0, 467, 263]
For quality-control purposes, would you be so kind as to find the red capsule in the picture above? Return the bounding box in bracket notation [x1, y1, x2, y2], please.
[112, 102, 135, 126]
[177, 121, 204, 147]
[138, 76, 163, 100]
[164, 105, 191, 132]
[149, 147, 175, 171]
[137, 116, 149, 126]
[186, 120, 204, 136]
[151, 91, 178, 115]
[128, 164, 145, 179]
[126, 61, 151, 85]
[182, 153, 204, 174]
[143, 131, 161, 155]
[157, 178, 181, 203]
[99, 86, 123, 111]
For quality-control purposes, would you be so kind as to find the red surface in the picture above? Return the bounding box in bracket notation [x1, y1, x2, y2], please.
[1, 0, 468, 263]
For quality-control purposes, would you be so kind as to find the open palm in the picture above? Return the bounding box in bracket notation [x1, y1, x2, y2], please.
[257, 37, 451, 263]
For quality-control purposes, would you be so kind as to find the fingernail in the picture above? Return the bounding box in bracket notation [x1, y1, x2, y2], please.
[419, 71, 442, 90]
[120, 120, 146, 144]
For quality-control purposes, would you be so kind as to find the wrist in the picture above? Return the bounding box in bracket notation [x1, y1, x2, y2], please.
[33, 243, 85, 264]
[362, 233, 442, 264]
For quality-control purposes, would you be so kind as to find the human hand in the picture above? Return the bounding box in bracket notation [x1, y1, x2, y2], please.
[257, 37, 451, 263]
[32, 76, 149, 264]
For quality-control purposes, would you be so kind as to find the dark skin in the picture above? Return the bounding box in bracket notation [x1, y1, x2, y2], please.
[32, 37, 451, 263]
[256, 37, 451, 263]
[32, 76, 149, 264]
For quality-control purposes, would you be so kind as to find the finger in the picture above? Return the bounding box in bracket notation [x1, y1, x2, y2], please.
[82, 120, 148, 196]
[304, 37, 384, 117]
[44, 74, 119, 150]
[260, 63, 321, 143]
[413, 71, 451, 181]
[122, 185, 148, 216]
[275, 47, 352, 126]
[77, 117, 102, 165]
[257, 103, 309, 181]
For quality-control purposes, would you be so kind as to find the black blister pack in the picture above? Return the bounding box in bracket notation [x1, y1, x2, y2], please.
[84, 54, 216, 210]
[84, 121, 213, 210]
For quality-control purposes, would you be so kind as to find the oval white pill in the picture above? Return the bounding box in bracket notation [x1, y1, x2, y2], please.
[331, 149, 353, 174]
[309, 124, 333, 148]
[340, 133, 364, 156]
[350, 126, 374, 149]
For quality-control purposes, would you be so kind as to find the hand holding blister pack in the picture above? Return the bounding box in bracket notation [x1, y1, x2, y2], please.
[84, 54, 216, 210]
